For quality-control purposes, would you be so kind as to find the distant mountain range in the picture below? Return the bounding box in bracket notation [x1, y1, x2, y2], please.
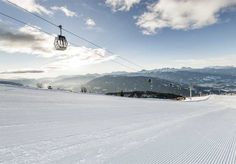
[1, 66, 235, 96]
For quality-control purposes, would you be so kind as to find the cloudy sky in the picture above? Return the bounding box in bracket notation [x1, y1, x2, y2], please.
[0, 0, 236, 78]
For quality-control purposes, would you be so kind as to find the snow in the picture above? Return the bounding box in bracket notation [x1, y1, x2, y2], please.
[0, 85, 236, 163]
[184, 95, 211, 102]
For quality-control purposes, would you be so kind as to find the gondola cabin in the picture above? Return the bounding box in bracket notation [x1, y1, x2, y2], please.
[54, 25, 68, 51]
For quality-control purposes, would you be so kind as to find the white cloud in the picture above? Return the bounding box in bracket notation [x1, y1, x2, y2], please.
[136, 0, 236, 35]
[105, 0, 141, 11]
[85, 18, 96, 28]
[46, 47, 116, 70]
[0, 25, 55, 57]
[4, 0, 53, 15]
[51, 6, 77, 17]
[4, 1, 77, 17]
[0, 69, 44, 74]
[0, 24, 115, 71]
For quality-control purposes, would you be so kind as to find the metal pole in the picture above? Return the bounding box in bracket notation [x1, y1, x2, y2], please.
[59, 25, 62, 35]
[190, 85, 192, 100]
[150, 81, 153, 91]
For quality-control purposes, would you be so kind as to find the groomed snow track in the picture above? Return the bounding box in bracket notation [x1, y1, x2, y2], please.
[0, 85, 236, 163]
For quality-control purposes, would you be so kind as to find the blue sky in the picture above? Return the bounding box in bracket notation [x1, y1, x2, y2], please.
[0, 0, 236, 78]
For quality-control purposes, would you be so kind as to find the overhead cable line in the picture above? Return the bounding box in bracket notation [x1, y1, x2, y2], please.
[0, 11, 139, 71]
[5, 0, 144, 70]
[5, 0, 58, 27]
[0, 11, 52, 36]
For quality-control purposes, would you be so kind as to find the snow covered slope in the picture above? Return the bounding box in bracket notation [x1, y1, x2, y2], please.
[0, 85, 236, 163]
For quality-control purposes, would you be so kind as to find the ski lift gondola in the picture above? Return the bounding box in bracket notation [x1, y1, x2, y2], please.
[54, 25, 68, 51]
[148, 78, 153, 91]
[148, 79, 152, 83]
